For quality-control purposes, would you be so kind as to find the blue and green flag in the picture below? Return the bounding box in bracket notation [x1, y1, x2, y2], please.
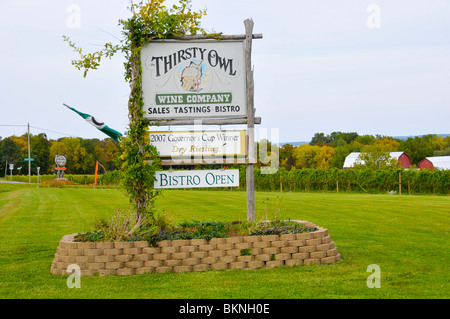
[63, 103, 122, 142]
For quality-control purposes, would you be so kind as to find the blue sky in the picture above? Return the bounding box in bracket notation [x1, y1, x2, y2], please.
[0, 0, 449, 143]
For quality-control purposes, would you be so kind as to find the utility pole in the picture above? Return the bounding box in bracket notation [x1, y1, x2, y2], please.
[27, 123, 31, 184]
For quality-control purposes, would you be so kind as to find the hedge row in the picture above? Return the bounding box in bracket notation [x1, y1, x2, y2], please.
[4, 168, 449, 195]
[247, 167, 450, 195]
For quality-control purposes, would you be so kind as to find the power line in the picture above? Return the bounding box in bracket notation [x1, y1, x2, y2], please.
[1, 124, 74, 137]
[29, 126, 74, 137]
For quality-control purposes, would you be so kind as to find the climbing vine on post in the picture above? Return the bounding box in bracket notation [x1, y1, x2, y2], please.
[64, 0, 208, 223]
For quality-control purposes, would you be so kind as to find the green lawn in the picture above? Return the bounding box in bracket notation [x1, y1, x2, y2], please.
[0, 184, 448, 299]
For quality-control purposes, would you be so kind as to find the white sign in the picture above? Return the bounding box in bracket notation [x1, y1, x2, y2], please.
[9, 164, 14, 170]
[141, 41, 247, 120]
[148, 130, 246, 157]
[154, 169, 240, 189]
[55, 155, 67, 167]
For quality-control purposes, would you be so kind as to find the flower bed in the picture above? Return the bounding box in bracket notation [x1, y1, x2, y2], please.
[50, 220, 340, 277]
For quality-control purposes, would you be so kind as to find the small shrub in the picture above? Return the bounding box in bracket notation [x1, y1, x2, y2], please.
[76, 214, 317, 245]
[75, 230, 105, 242]
[240, 248, 252, 256]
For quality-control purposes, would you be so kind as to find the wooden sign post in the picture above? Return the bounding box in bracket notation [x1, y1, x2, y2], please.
[141, 19, 261, 221]
[244, 19, 256, 221]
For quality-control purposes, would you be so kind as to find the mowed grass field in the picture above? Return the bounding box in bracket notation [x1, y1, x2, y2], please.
[0, 183, 448, 299]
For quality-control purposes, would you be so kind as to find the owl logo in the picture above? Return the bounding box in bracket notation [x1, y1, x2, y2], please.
[180, 61, 203, 92]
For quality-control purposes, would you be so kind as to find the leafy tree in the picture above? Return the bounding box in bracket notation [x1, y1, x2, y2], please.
[293, 145, 317, 168]
[430, 136, 448, 151]
[353, 151, 399, 170]
[314, 145, 335, 169]
[355, 134, 376, 146]
[102, 139, 120, 171]
[310, 133, 327, 146]
[279, 143, 294, 162]
[292, 144, 334, 169]
[10, 135, 27, 152]
[337, 132, 359, 145]
[353, 137, 400, 170]
[64, 0, 209, 222]
[50, 137, 91, 174]
[310, 131, 358, 147]
[361, 137, 399, 153]
[279, 144, 295, 170]
[400, 135, 435, 165]
[0, 137, 22, 171]
[30, 133, 51, 174]
[281, 155, 296, 171]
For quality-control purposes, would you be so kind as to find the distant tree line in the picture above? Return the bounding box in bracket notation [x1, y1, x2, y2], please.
[2, 131, 449, 177]
[259, 132, 450, 171]
[0, 133, 119, 176]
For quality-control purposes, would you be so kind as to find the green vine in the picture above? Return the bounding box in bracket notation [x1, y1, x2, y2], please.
[64, 0, 209, 222]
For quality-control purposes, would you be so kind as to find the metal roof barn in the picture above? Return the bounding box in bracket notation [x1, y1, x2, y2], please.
[418, 156, 450, 170]
[343, 152, 411, 169]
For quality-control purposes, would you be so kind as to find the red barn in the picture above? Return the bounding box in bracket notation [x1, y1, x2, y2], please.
[419, 156, 450, 170]
[397, 152, 412, 169]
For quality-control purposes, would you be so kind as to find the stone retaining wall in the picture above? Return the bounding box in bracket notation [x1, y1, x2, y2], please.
[50, 221, 340, 277]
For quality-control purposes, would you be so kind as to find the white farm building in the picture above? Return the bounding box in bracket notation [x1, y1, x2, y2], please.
[343, 152, 412, 169]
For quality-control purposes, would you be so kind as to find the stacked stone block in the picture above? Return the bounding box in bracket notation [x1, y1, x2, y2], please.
[51, 221, 341, 277]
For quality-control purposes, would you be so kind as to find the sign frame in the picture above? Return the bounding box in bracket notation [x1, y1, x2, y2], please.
[140, 19, 261, 220]
[147, 130, 247, 158]
[154, 169, 240, 189]
[141, 39, 248, 122]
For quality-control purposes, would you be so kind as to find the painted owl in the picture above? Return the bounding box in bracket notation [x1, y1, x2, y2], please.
[181, 61, 203, 92]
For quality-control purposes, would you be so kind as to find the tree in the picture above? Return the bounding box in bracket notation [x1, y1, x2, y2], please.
[102, 139, 120, 171]
[0, 138, 22, 174]
[400, 135, 435, 165]
[361, 137, 399, 153]
[353, 151, 399, 170]
[50, 137, 91, 174]
[65, 0, 208, 222]
[292, 144, 334, 169]
[310, 131, 359, 147]
[293, 145, 317, 168]
[10, 135, 27, 152]
[352, 137, 400, 170]
[281, 155, 296, 171]
[355, 134, 376, 146]
[31, 133, 51, 174]
[314, 145, 335, 169]
[279, 144, 295, 170]
[310, 133, 327, 146]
